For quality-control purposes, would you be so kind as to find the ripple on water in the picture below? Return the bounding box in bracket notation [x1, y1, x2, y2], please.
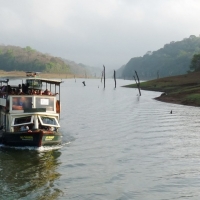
[2, 79, 200, 199]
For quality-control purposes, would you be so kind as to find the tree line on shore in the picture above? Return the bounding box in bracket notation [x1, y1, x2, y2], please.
[118, 35, 200, 80]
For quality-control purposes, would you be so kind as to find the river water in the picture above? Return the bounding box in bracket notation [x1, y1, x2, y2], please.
[1, 78, 200, 200]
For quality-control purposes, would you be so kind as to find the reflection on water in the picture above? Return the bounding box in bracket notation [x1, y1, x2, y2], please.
[0, 149, 62, 200]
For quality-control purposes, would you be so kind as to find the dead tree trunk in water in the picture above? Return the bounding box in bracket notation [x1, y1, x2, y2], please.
[134, 70, 141, 96]
[114, 70, 116, 88]
[101, 71, 103, 83]
[103, 65, 105, 88]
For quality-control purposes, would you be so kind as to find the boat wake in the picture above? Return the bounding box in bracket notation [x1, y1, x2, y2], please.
[0, 141, 71, 151]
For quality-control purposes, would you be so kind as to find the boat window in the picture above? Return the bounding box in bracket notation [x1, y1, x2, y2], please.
[36, 97, 55, 111]
[12, 96, 33, 111]
[38, 116, 60, 127]
[12, 115, 33, 126]
[26, 79, 42, 89]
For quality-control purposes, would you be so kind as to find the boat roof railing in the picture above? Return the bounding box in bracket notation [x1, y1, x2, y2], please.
[25, 71, 62, 85]
[0, 72, 63, 86]
[26, 71, 41, 74]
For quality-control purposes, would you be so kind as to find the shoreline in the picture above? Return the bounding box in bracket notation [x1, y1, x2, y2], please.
[124, 72, 200, 107]
[0, 70, 91, 79]
[154, 95, 192, 107]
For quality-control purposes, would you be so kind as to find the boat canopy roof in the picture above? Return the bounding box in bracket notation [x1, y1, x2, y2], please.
[26, 77, 62, 85]
[0, 77, 62, 85]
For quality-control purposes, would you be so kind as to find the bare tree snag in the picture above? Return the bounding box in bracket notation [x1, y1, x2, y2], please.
[114, 70, 116, 88]
[101, 71, 103, 83]
[103, 65, 105, 88]
[134, 71, 141, 96]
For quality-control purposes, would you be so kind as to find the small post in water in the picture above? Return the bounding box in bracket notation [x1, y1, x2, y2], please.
[101, 71, 103, 83]
[114, 70, 116, 89]
[103, 65, 105, 88]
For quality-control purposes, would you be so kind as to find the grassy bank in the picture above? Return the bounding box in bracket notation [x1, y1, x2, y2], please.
[124, 72, 200, 106]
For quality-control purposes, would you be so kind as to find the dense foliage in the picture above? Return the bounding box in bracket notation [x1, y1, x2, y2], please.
[119, 35, 200, 79]
[0, 45, 71, 73]
[190, 53, 200, 71]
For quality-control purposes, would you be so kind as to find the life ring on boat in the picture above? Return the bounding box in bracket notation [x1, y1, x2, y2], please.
[56, 100, 60, 113]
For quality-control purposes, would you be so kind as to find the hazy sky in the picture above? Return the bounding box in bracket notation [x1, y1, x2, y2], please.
[1, 0, 200, 70]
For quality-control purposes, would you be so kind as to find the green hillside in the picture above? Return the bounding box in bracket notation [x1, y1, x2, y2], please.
[119, 35, 200, 80]
[0, 45, 71, 73]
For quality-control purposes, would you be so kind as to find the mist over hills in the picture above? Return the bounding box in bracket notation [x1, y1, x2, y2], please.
[62, 59, 102, 78]
[117, 35, 200, 80]
[2, 34, 199, 81]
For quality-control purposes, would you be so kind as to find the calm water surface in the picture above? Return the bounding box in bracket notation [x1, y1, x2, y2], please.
[1, 78, 200, 200]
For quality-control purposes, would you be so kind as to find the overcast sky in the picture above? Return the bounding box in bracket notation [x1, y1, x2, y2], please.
[1, 0, 200, 70]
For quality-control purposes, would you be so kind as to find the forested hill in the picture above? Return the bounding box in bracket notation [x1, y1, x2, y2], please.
[118, 35, 200, 80]
[0, 45, 71, 73]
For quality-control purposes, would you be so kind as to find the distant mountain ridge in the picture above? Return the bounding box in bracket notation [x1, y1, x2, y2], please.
[117, 35, 200, 80]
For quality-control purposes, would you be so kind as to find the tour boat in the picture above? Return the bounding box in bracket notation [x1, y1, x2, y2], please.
[0, 72, 62, 147]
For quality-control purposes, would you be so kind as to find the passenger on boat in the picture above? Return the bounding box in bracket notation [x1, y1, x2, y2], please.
[11, 88, 16, 95]
[44, 89, 48, 95]
[20, 125, 29, 131]
[18, 89, 25, 95]
[29, 89, 36, 95]
[22, 83, 29, 94]
[39, 90, 43, 95]
[28, 89, 32, 95]
[44, 89, 52, 95]
[18, 84, 22, 93]
[48, 127, 54, 131]
[7, 85, 12, 93]
[1, 85, 6, 92]
[48, 91, 52, 95]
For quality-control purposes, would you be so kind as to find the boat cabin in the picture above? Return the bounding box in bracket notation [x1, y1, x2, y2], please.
[0, 77, 62, 133]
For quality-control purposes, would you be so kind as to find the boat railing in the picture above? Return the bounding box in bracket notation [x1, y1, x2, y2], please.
[0, 76, 62, 116]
